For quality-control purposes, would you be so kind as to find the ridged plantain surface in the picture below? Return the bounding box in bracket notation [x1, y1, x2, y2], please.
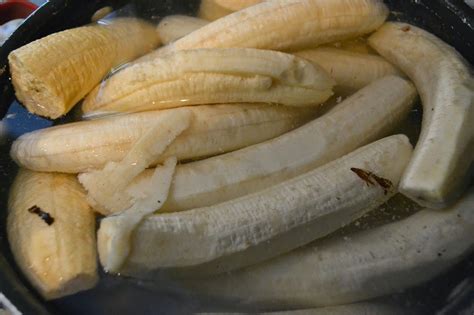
[140, 0, 388, 63]
[82, 48, 334, 114]
[11, 104, 316, 173]
[8, 18, 160, 119]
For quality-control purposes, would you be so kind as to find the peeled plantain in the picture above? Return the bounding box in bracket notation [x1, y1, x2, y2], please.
[198, 0, 263, 21]
[82, 48, 334, 115]
[140, 0, 389, 63]
[7, 169, 97, 299]
[8, 18, 160, 119]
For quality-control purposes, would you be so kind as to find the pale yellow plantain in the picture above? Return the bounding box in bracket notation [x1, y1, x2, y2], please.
[8, 18, 160, 119]
[198, 0, 263, 21]
[369, 22, 474, 208]
[7, 169, 97, 299]
[295, 47, 401, 94]
[82, 48, 334, 115]
[11, 104, 316, 174]
[140, 0, 388, 63]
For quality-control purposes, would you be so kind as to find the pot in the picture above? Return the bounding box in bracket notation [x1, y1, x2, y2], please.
[0, 1, 472, 314]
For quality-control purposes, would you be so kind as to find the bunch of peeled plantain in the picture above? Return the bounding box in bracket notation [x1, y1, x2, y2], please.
[5, 0, 474, 311]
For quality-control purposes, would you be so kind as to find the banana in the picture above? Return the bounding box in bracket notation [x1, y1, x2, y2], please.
[198, 0, 263, 21]
[294, 47, 401, 94]
[325, 37, 376, 54]
[144, 0, 388, 60]
[188, 188, 474, 308]
[98, 157, 177, 273]
[368, 22, 474, 208]
[78, 109, 191, 214]
[98, 76, 416, 215]
[8, 18, 160, 119]
[7, 169, 97, 300]
[157, 15, 209, 44]
[11, 104, 315, 174]
[82, 48, 335, 115]
[101, 135, 413, 275]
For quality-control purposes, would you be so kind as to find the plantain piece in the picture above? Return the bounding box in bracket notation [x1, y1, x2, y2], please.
[198, 0, 263, 21]
[189, 188, 474, 308]
[102, 76, 416, 215]
[294, 47, 401, 94]
[98, 157, 177, 273]
[101, 135, 412, 275]
[78, 109, 191, 214]
[82, 48, 334, 115]
[157, 15, 209, 44]
[7, 169, 97, 300]
[325, 37, 376, 54]
[11, 104, 316, 174]
[369, 22, 474, 208]
[8, 18, 160, 119]
[140, 0, 389, 63]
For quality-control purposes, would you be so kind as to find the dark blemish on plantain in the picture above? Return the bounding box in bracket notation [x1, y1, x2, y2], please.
[371, 173, 394, 195]
[28, 205, 55, 226]
[402, 26, 411, 32]
[350, 168, 394, 195]
[350, 168, 376, 186]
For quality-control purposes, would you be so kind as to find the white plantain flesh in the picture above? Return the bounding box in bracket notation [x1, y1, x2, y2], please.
[198, 0, 263, 21]
[157, 15, 209, 44]
[8, 18, 160, 119]
[188, 188, 474, 308]
[78, 109, 191, 214]
[98, 157, 177, 273]
[11, 104, 316, 174]
[294, 47, 401, 94]
[101, 134, 413, 274]
[82, 48, 335, 115]
[369, 22, 474, 208]
[7, 169, 97, 300]
[107, 76, 416, 215]
[141, 0, 389, 62]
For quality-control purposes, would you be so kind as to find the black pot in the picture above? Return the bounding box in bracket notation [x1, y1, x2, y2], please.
[0, 1, 473, 314]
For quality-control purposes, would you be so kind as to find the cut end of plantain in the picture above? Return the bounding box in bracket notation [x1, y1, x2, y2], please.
[9, 53, 65, 119]
[8, 18, 160, 119]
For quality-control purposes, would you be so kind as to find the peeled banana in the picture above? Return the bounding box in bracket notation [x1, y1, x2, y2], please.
[99, 76, 416, 215]
[141, 0, 389, 62]
[8, 18, 160, 119]
[325, 37, 376, 54]
[11, 104, 315, 174]
[198, 0, 263, 21]
[82, 48, 334, 115]
[102, 135, 412, 275]
[369, 22, 474, 208]
[7, 169, 97, 300]
[157, 15, 209, 45]
[189, 188, 474, 308]
[294, 47, 401, 94]
[79, 109, 191, 214]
